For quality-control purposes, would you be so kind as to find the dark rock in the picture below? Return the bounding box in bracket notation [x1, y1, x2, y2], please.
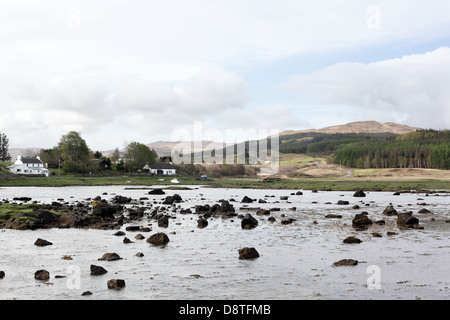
[238, 247, 260, 260]
[397, 211, 420, 229]
[146, 232, 170, 246]
[353, 190, 366, 197]
[162, 194, 182, 205]
[136, 252, 144, 257]
[197, 217, 208, 229]
[325, 214, 342, 219]
[107, 279, 126, 290]
[148, 189, 165, 195]
[113, 196, 132, 204]
[352, 212, 373, 228]
[337, 200, 349, 205]
[92, 200, 121, 219]
[418, 208, 432, 214]
[343, 236, 362, 244]
[256, 209, 270, 216]
[0, 271, 5, 279]
[383, 204, 398, 216]
[241, 196, 254, 203]
[241, 213, 258, 229]
[281, 218, 296, 225]
[280, 196, 289, 200]
[35, 269, 50, 281]
[34, 238, 52, 246]
[135, 234, 145, 240]
[81, 291, 92, 296]
[35, 209, 57, 224]
[333, 259, 358, 266]
[113, 231, 126, 236]
[123, 237, 133, 244]
[393, 191, 401, 196]
[220, 200, 235, 213]
[98, 253, 122, 261]
[125, 226, 140, 232]
[90, 265, 108, 276]
[158, 215, 170, 228]
[13, 197, 32, 202]
[295, 191, 303, 195]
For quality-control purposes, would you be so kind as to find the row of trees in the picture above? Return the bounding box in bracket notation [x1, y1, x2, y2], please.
[39, 131, 156, 174]
[332, 130, 450, 170]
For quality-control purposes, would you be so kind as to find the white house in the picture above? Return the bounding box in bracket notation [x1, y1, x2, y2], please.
[144, 162, 176, 175]
[8, 156, 50, 177]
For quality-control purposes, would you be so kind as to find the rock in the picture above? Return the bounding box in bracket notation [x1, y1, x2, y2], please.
[383, 204, 398, 216]
[241, 213, 258, 229]
[295, 191, 303, 195]
[241, 196, 254, 203]
[136, 252, 144, 257]
[34, 238, 53, 246]
[418, 208, 432, 214]
[337, 200, 349, 205]
[123, 237, 134, 244]
[114, 231, 126, 236]
[325, 214, 342, 219]
[393, 191, 401, 196]
[352, 212, 373, 229]
[268, 216, 276, 223]
[238, 247, 260, 260]
[148, 189, 165, 195]
[125, 226, 140, 232]
[197, 217, 208, 229]
[343, 236, 362, 244]
[135, 234, 145, 240]
[281, 218, 296, 225]
[107, 279, 126, 290]
[256, 209, 270, 216]
[13, 197, 32, 202]
[81, 291, 92, 296]
[36, 209, 57, 224]
[397, 211, 420, 229]
[90, 265, 108, 276]
[371, 232, 383, 237]
[35, 269, 50, 281]
[98, 253, 122, 261]
[333, 259, 358, 267]
[0, 271, 5, 279]
[146, 232, 170, 246]
[92, 200, 121, 219]
[280, 196, 289, 200]
[220, 200, 235, 213]
[158, 215, 170, 228]
[113, 195, 132, 204]
[352, 205, 360, 209]
[353, 190, 366, 197]
[162, 194, 182, 205]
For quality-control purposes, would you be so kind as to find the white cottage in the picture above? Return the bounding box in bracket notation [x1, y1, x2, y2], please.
[8, 156, 50, 177]
[144, 162, 176, 175]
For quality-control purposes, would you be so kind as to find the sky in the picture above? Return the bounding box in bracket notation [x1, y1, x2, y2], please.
[1, 0, 450, 151]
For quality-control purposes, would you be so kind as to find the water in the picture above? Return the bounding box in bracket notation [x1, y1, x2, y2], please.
[0, 186, 449, 300]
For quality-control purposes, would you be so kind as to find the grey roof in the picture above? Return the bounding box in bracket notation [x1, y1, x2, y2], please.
[21, 157, 43, 164]
[150, 162, 175, 170]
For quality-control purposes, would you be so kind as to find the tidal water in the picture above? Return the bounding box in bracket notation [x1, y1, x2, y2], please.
[0, 185, 449, 300]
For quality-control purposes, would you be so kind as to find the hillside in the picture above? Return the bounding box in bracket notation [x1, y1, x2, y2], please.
[278, 121, 420, 136]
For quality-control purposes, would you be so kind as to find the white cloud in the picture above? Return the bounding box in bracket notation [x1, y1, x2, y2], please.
[282, 47, 450, 129]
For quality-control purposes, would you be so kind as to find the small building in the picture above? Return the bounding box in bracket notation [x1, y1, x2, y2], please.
[144, 162, 176, 175]
[8, 156, 50, 177]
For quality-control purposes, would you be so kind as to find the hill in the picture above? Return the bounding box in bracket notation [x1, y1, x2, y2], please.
[278, 121, 420, 136]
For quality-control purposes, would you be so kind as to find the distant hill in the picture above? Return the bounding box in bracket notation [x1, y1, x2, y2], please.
[278, 121, 421, 136]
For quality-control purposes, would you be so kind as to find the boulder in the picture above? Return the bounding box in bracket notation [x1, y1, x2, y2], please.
[35, 269, 50, 281]
[337, 200, 349, 205]
[157, 215, 170, 228]
[112, 196, 132, 204]
[34, 238, 52, 246]
[197, 217, 208, 229]
[162, 194, 182, 205]
[90, 265, 108, 276]
[397, 211, 421, 229]
[146, 232, 170, 246]
[98, 253, 122, 261]
[241, 196, 254, 203]
[343, 236, 362, 244]
[352, 212, 373, 229]
[148, 189, 165, 195]
[92, 200, 121, 219]
[333, 259, 358, 267]
[238, 247, 260, 260]
[241, 213, 258, 229]
[353, 190, 366, 197]
[107, 279, 126, 290]
[0, 271, 5, 279]
[383, 204, 398, 216]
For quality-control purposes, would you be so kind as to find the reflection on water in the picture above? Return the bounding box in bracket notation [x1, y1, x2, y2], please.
[0, 186, 449, 300]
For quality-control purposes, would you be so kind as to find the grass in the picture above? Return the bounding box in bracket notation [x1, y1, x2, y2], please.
[0, 202, 63, 222]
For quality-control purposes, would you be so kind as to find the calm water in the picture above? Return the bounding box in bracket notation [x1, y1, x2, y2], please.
[0, 185, 449, 300]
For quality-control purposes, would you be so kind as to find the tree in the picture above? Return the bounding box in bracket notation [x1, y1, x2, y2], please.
[111, 148, 121, 162]
[94, 151, 103, 159]
[58, 131, 91, 173]
[124, 142, 156, 172]
[0, 132, 11, 162]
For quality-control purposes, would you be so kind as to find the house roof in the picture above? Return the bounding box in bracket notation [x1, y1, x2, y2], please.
[20, 157, 43, 164]
[150, 162, 175, 170]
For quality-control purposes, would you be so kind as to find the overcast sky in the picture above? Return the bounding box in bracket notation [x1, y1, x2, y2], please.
[1, 0, 450, 150]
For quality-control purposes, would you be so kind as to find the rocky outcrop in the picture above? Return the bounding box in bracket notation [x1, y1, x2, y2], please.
[90, 265, 108, 276]
[352, 212, 373, 229]
[35, 269, 50, 281]
[397, 211, 421, 229]
[241, 213, 258, 229]
[383, 203, 397, 216]
[146, 232, 170, 246]
[353, 190, 366, 197]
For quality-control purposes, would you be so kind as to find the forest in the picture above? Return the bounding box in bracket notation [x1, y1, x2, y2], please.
[279, 129, 450, 170]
